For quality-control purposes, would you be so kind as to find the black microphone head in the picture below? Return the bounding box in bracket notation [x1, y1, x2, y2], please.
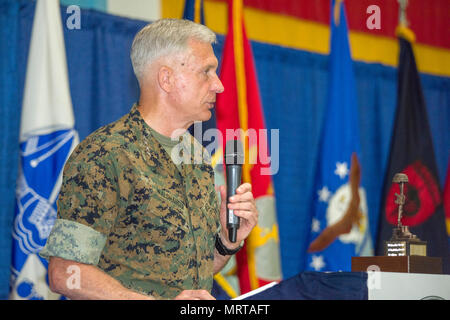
[225, 139, 244, 165]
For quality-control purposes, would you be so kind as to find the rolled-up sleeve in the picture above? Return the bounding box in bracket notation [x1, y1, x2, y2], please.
[39, 219, 107, 265]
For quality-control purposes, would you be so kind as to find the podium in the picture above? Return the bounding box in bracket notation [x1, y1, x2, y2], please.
[233, 269, 450, 300]
[351, 256, 442, 274]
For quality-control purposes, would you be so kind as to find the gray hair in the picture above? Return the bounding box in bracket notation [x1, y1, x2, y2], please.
[130, 19, 217, 83]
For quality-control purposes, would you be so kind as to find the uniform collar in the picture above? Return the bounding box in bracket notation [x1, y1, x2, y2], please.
[125, 104, 208, 178]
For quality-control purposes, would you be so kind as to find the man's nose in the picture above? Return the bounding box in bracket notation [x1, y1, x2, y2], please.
[212, 74, 224, 94]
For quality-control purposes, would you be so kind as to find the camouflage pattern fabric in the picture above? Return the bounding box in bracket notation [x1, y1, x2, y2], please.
[40, 104, 220, 299]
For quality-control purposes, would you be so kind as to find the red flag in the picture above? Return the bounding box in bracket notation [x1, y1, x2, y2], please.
[215, 0, 281, 294]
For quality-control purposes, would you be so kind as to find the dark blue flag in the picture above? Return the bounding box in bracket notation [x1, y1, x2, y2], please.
[183, 0, 204, 24]
[183, 0, 234, 298]
[375, 30, 450, 273]
[304, 0, 373, 272]
[183, 0, 218, 149]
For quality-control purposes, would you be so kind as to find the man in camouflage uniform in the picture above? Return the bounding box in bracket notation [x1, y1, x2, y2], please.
[40, 19, 258, 300]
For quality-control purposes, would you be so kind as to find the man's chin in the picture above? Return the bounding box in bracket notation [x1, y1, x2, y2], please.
[197, 110, 212, 122]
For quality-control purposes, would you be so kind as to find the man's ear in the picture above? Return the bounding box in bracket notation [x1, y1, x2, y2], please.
[158, 66, 173, 93]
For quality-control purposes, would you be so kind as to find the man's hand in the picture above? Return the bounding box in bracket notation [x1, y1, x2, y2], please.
[174, 290, 215, 300]
[217, 183, 258, 249]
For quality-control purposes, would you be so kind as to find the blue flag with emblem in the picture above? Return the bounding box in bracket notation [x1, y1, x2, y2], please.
[10, 0, 78, 299]
[304, 0, 373, 272]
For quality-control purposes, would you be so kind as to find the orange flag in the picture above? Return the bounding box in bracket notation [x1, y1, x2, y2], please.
[215, 0, 281, 293]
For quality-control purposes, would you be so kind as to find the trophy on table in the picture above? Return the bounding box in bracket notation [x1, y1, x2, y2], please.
[384, 173, 427, 257]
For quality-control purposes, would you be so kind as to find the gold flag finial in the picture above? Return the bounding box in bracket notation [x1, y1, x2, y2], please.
[396, 0, 415, 42]
[333, 0, 343, 26]
[397, 0, 409, 28]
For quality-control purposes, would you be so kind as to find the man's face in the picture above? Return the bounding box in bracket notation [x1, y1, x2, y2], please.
[170, 39, 224, 125]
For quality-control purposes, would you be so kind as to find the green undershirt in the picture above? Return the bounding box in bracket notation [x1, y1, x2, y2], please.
[147, 126, 182, 172]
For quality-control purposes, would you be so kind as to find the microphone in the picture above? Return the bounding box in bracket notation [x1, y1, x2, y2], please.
[225, 139, 244, 243]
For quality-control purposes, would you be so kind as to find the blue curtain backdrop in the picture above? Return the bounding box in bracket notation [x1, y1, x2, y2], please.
[0, 0, 23, 300]
[0, 1, 449, 298]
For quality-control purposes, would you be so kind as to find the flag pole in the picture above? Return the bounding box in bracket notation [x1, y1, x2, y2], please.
[397, 0, 408, 28]
[396, 0, 415, 42]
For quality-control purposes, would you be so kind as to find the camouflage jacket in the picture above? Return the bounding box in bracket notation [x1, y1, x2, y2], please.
[40, 104, 220, 299]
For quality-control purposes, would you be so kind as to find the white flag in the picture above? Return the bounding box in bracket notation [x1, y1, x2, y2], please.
[10, 0, 78, 300]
